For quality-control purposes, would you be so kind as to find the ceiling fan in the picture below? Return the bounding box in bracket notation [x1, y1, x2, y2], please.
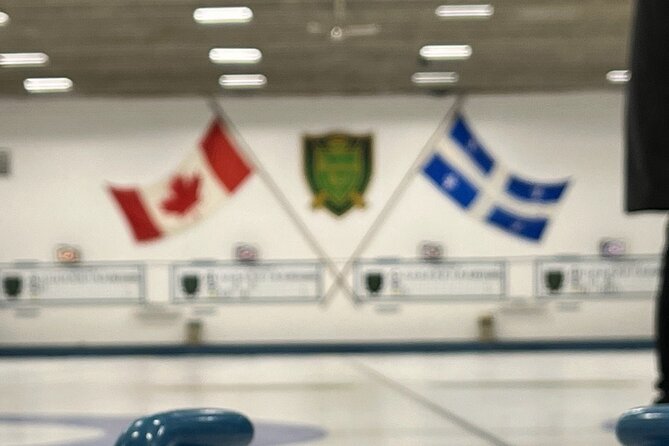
[306, 0, 381, 42]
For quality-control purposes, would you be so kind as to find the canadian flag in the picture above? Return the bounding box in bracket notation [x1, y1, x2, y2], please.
[109, 119, 252, 242]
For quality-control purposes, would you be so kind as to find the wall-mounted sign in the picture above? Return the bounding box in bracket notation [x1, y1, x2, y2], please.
[536, 255, 659, 298]
[0, 262, 145, 303]
[418, 241, 444, 261]
[234, 243, 259, 263]
[304, 132, 372, 217]
[354, 259, 506, 301]
[55, 244, 82, 264]
[0, 149, 10, 176]
[599, 238, 627, 257]
[171, 260, 324, 303]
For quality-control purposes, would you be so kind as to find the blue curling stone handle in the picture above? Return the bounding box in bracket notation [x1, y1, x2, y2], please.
[617, 405, 669, 446]
[115, 408, 254, 446]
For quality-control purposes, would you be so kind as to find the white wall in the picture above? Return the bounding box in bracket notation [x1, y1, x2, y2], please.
[0, 92, 664, 346]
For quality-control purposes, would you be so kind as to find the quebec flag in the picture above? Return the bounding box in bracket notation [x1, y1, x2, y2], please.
[422, 112, 570, 241]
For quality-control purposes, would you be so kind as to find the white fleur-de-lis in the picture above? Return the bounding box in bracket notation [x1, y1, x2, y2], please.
[442, 174, 459, 190]
[531, 187, 544, 199]
[511, 221, 525, 233]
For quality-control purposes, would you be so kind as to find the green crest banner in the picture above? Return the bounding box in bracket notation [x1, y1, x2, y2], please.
[304, 133, 373, 217]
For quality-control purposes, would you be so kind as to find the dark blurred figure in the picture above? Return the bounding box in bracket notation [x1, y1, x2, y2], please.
[626, 1, 669, 404]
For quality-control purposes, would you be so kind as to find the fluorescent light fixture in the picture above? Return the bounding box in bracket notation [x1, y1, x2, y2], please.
[219, 74, 267, 89]
[420, 45, 472, 60]
[209, 48, 262, 64]
[193, 7, 253, 24]
[412, 72, 459, 85]
[23, 77, 73, 93]
[606, 69, 631, 84]
[435, 4, 494, 18]
[0, 52, 49, 67]
[0, 11, 9, 26]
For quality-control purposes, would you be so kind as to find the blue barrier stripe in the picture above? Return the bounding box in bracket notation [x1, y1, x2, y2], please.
[0, 339, 654, 357]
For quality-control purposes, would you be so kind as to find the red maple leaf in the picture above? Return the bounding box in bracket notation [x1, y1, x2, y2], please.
[161, 174, 201, 215]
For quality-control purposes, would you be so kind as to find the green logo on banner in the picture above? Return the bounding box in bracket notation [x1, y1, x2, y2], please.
[304, 133, 373, 217]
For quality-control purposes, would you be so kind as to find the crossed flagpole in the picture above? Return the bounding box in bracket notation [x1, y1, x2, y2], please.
[321, 97, 464, 302]
[208, 96, 464, 305]
[207, 98, 357, 303]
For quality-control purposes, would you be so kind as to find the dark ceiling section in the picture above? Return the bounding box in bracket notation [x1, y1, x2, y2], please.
[0, 0, 633, 96]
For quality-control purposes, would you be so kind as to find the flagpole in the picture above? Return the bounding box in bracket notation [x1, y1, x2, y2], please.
[207, 97, 359, 304]
[321, 96, 464, 303]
